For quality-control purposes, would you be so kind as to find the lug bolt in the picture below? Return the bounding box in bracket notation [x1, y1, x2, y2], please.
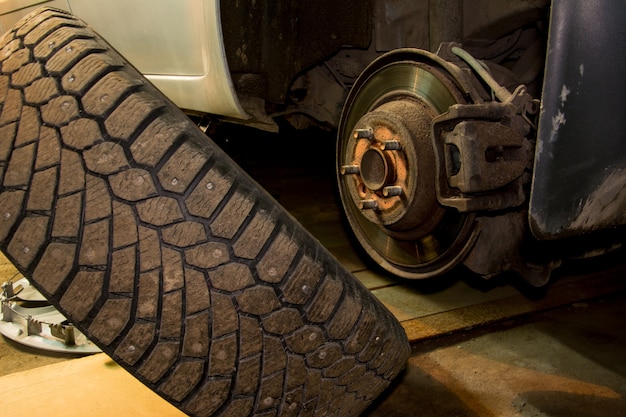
[341, 165, 360, 175]
[353, 128, 374, 140]
[358, 199, 378, 210]
[382, 140, 402, 150]
[383, 186, 403, 197]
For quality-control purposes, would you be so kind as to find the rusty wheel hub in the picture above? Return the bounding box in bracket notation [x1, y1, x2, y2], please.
[341, 99, 446, 239]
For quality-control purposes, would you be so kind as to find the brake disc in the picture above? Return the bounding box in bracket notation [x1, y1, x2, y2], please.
[337, 50, 479, 279]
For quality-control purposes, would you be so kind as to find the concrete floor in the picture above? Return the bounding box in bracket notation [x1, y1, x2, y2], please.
[366, 293, 626, 417]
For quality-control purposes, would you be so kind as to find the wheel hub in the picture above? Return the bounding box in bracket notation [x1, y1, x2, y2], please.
[341, 99, 446, 237]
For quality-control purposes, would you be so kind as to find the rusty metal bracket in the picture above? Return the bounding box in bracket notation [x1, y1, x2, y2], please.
[432, 101, 532, 212]
[0, 277, 100, 353]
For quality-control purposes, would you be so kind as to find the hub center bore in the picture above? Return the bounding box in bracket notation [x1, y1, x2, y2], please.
[360, 147, 389, 191]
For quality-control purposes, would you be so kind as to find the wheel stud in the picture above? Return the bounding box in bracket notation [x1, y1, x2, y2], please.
[383, 186, 403, 197]
[382, 140, 402, 150]
[358, 199, 378, 210]
[353, 128, 374, 140]
[341, 165, 360, 175]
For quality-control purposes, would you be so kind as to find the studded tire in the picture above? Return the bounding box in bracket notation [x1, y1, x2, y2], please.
[0, 7, 409, 417]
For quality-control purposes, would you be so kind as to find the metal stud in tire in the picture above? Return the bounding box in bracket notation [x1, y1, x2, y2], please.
[0, 7, 410, 417]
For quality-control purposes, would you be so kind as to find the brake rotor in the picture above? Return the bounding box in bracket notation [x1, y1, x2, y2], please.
[337, 50, 478, 279]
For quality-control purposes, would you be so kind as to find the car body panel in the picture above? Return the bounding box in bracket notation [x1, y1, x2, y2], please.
[529, 0, 626, 239]
[0, 0, 247, 118]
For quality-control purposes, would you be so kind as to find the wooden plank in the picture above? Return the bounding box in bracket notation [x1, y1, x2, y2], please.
[371, 276, 523, 322]
[0, 353, 184, 417]
[399, 264, 626, 342]
[354, 269, 398, 290]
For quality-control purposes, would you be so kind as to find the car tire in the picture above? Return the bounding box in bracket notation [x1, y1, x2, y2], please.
[0, 7, 409, 417]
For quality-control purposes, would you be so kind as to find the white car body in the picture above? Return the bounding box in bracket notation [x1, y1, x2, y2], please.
[0, 0, 247, 118]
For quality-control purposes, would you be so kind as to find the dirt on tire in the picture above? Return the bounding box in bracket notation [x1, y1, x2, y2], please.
[0, 7, 410, 417]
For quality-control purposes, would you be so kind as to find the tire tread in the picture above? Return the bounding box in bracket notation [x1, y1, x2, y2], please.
[0, 8, 409, 417]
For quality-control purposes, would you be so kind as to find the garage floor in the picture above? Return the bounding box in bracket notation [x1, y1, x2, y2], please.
[366, 293, 626, 416]
[1, 126, 625, 416]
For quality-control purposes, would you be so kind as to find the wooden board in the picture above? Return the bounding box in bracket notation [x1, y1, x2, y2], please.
[0, 353, 184, 417]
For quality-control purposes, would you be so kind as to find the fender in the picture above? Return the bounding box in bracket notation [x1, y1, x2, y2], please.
[530, 0, 626, 239]
[0, 0, 247, 118]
